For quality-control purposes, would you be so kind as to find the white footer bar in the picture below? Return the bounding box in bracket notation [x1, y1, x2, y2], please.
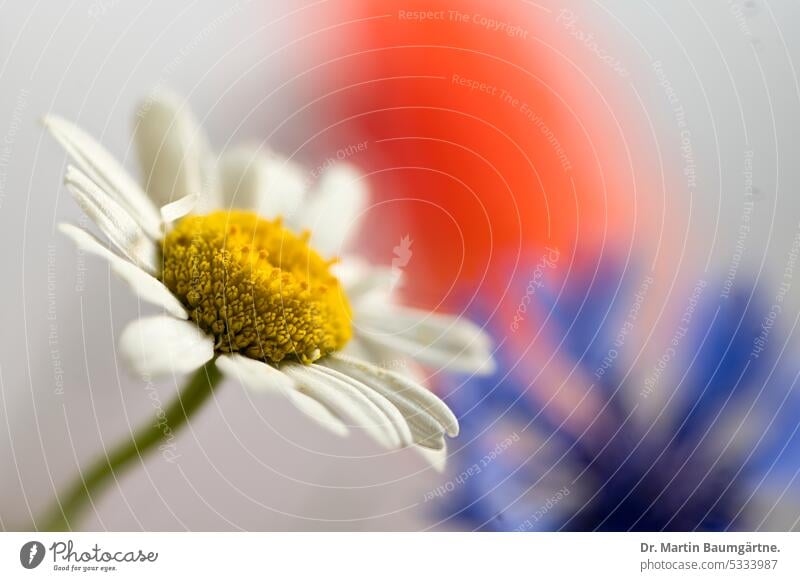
[1, 532, 798, 580]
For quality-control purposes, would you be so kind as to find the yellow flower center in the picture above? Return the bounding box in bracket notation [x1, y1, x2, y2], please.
[160, 210, 352, 364]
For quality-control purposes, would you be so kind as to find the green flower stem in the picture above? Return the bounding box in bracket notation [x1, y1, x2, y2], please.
[41, 362, 223, 531]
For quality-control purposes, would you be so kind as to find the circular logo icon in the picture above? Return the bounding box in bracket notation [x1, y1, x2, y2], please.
[20, 541, 46, 569]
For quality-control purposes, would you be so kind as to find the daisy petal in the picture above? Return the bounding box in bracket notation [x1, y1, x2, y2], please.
[361, 304, 492, 350]
[357, 304, 496, 375]
[302, 164, 367, 256]
[288, 391, 350, 437]
[332, 258, 395, 303]
[134, 90, 218, 210]
[416, 440, 448, 472]
[58, 223, 187, 319]
[282, 362, 398, 448]
[315, 358, 442, 448]
[215, 353, 294, 394]
[160, 193, 198, 223]
[220, 150, 307, 219]
[119, 316, 213, 377]
[220, 147, 309, 216]
[412, 427, 447, 450]
[409, 421, 447, 450]
[323, 354, 459, 439]
[311, 365, 414, 447]
[64, 165, 158, 274]
[217, 354, 348, 436]
[260, 156, 307, 219]
[219, 147, 265, 210]
[361, 331, 495, 376]
[42, 115, 162, 238]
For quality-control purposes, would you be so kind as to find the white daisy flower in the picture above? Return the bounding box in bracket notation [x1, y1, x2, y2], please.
[45, 91, 495, 466]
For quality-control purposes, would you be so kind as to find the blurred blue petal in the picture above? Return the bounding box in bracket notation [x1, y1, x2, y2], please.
[435, 259, 800, 531]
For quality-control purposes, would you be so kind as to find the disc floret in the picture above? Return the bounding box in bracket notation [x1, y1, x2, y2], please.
[161, 210, 352, 364]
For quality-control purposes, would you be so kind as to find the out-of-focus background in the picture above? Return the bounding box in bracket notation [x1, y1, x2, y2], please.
[1, 0, 800, 530]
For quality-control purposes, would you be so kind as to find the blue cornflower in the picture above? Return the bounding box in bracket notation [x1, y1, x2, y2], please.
[437, 258, 800, 531]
